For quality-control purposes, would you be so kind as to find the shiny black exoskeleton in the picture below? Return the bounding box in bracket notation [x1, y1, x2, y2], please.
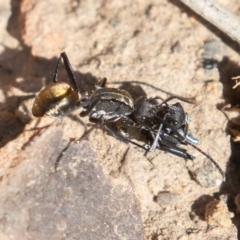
[131, 96, 196, 153]
[112, 98, 197, 160]
[79, 78, 134, 124]
[32, 52, 224, 179]
[113, 96, 224, 178]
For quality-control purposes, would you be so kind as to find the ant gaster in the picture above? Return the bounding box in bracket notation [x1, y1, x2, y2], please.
[32, 53, 79, 117]
[32, 52, 225, 180]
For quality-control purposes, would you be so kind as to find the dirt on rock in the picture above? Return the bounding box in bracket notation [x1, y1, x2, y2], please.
[0, 0, 240, 239]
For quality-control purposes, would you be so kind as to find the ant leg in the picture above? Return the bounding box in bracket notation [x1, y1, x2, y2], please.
[149, 113, 169, 152]
[53, 52, 77, 90]
[150, 126, 194, 159]
[86, 77, 108, 90]
[55, 122, 96, 170]
[79, 99, 100, 117]
[104, 122, 148, 151]
[119, 146, 130, 173]
[99, 78, 107, 88]
[59, 52, 79, 91]
[78, 126, 96, 140]
[53, 53, 63, 83]
[160, 144, 195, 160]
[149, 96, 165, 102]
[55, 138, 76, 170]
[154, 114, 198, 146]
[53, 52, 86, 93]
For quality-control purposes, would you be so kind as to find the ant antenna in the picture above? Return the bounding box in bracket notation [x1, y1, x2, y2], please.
[111, 81, 196, 101]
[186, 140, 225, 181]
[156, 96, 195, 107]
[154, 116, 225, 181]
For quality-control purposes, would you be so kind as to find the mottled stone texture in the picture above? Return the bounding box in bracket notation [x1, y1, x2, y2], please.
[0, 0, 239, 239]
[0, 125, 144, 239]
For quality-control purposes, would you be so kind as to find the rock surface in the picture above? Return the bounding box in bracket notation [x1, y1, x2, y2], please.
[0, 0, 240, 239]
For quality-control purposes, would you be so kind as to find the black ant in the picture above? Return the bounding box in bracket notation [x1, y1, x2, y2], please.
[32, 52, 225, 180]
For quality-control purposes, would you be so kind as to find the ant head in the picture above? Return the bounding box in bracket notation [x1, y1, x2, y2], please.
[164, 103, 185, 127]
[32, 82, 79, 117]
